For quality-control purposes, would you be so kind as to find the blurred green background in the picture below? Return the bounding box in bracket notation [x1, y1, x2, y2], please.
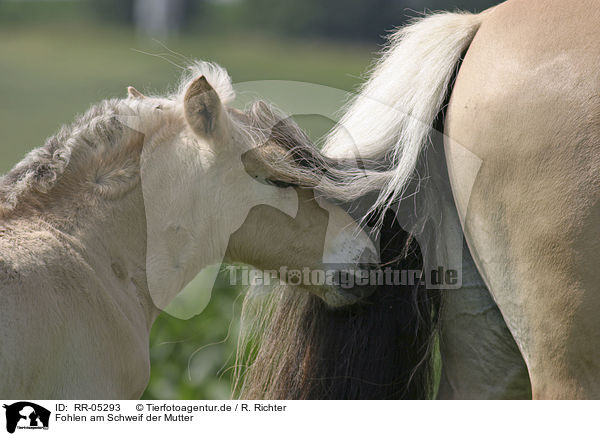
[0, 0, 499, 399]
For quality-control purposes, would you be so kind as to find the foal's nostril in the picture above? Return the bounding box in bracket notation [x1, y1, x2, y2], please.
[324, 249, 381, 305]
[333, 261, 381, 301]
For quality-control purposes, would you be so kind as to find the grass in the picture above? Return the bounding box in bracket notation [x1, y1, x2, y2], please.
[0, 18, 375, 399]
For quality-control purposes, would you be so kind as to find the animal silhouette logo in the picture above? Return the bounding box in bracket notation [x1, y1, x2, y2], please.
[2, 402, 50, 434]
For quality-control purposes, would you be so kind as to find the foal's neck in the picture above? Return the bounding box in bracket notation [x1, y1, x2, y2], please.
[85, 185, 159, 328]
[34, 181, 159, 330]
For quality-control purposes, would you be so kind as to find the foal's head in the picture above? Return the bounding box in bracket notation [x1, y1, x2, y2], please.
[131, 63, 378, 309]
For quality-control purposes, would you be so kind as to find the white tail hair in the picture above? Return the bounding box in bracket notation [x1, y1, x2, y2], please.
[323, 11, 485, 214]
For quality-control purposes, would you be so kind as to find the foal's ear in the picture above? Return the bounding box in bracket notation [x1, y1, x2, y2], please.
[183, 76, 226, 138]
[127, 86, 145, 99]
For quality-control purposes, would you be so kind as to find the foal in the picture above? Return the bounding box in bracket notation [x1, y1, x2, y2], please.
[0, 62, 376, 399]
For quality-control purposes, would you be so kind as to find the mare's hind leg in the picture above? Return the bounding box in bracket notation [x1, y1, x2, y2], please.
[446, 77, 600, 398]
[437, 240, 531, 399]
[460, 196, 600, 399]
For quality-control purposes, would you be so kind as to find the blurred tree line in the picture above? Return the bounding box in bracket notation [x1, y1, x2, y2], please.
[89, 0, 500, 41]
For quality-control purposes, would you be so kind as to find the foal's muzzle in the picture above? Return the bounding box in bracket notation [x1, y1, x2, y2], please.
[322, 249, 380, 307]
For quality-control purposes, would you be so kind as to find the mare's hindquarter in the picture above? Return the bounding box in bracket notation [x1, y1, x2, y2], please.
[444, 0, 600, 398]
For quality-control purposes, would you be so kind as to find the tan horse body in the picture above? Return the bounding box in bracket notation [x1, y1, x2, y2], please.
[444, 0, 600, 399]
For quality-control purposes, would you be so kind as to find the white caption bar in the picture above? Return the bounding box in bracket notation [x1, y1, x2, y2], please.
[0, 400, 597, 435]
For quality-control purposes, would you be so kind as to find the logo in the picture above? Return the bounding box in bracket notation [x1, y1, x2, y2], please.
[3, 402, 50, 434]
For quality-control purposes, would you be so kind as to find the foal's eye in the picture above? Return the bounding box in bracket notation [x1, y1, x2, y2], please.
[265, 179, 296, 189]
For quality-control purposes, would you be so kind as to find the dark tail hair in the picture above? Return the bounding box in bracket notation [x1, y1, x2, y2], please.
[234, 208, 440, 399]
